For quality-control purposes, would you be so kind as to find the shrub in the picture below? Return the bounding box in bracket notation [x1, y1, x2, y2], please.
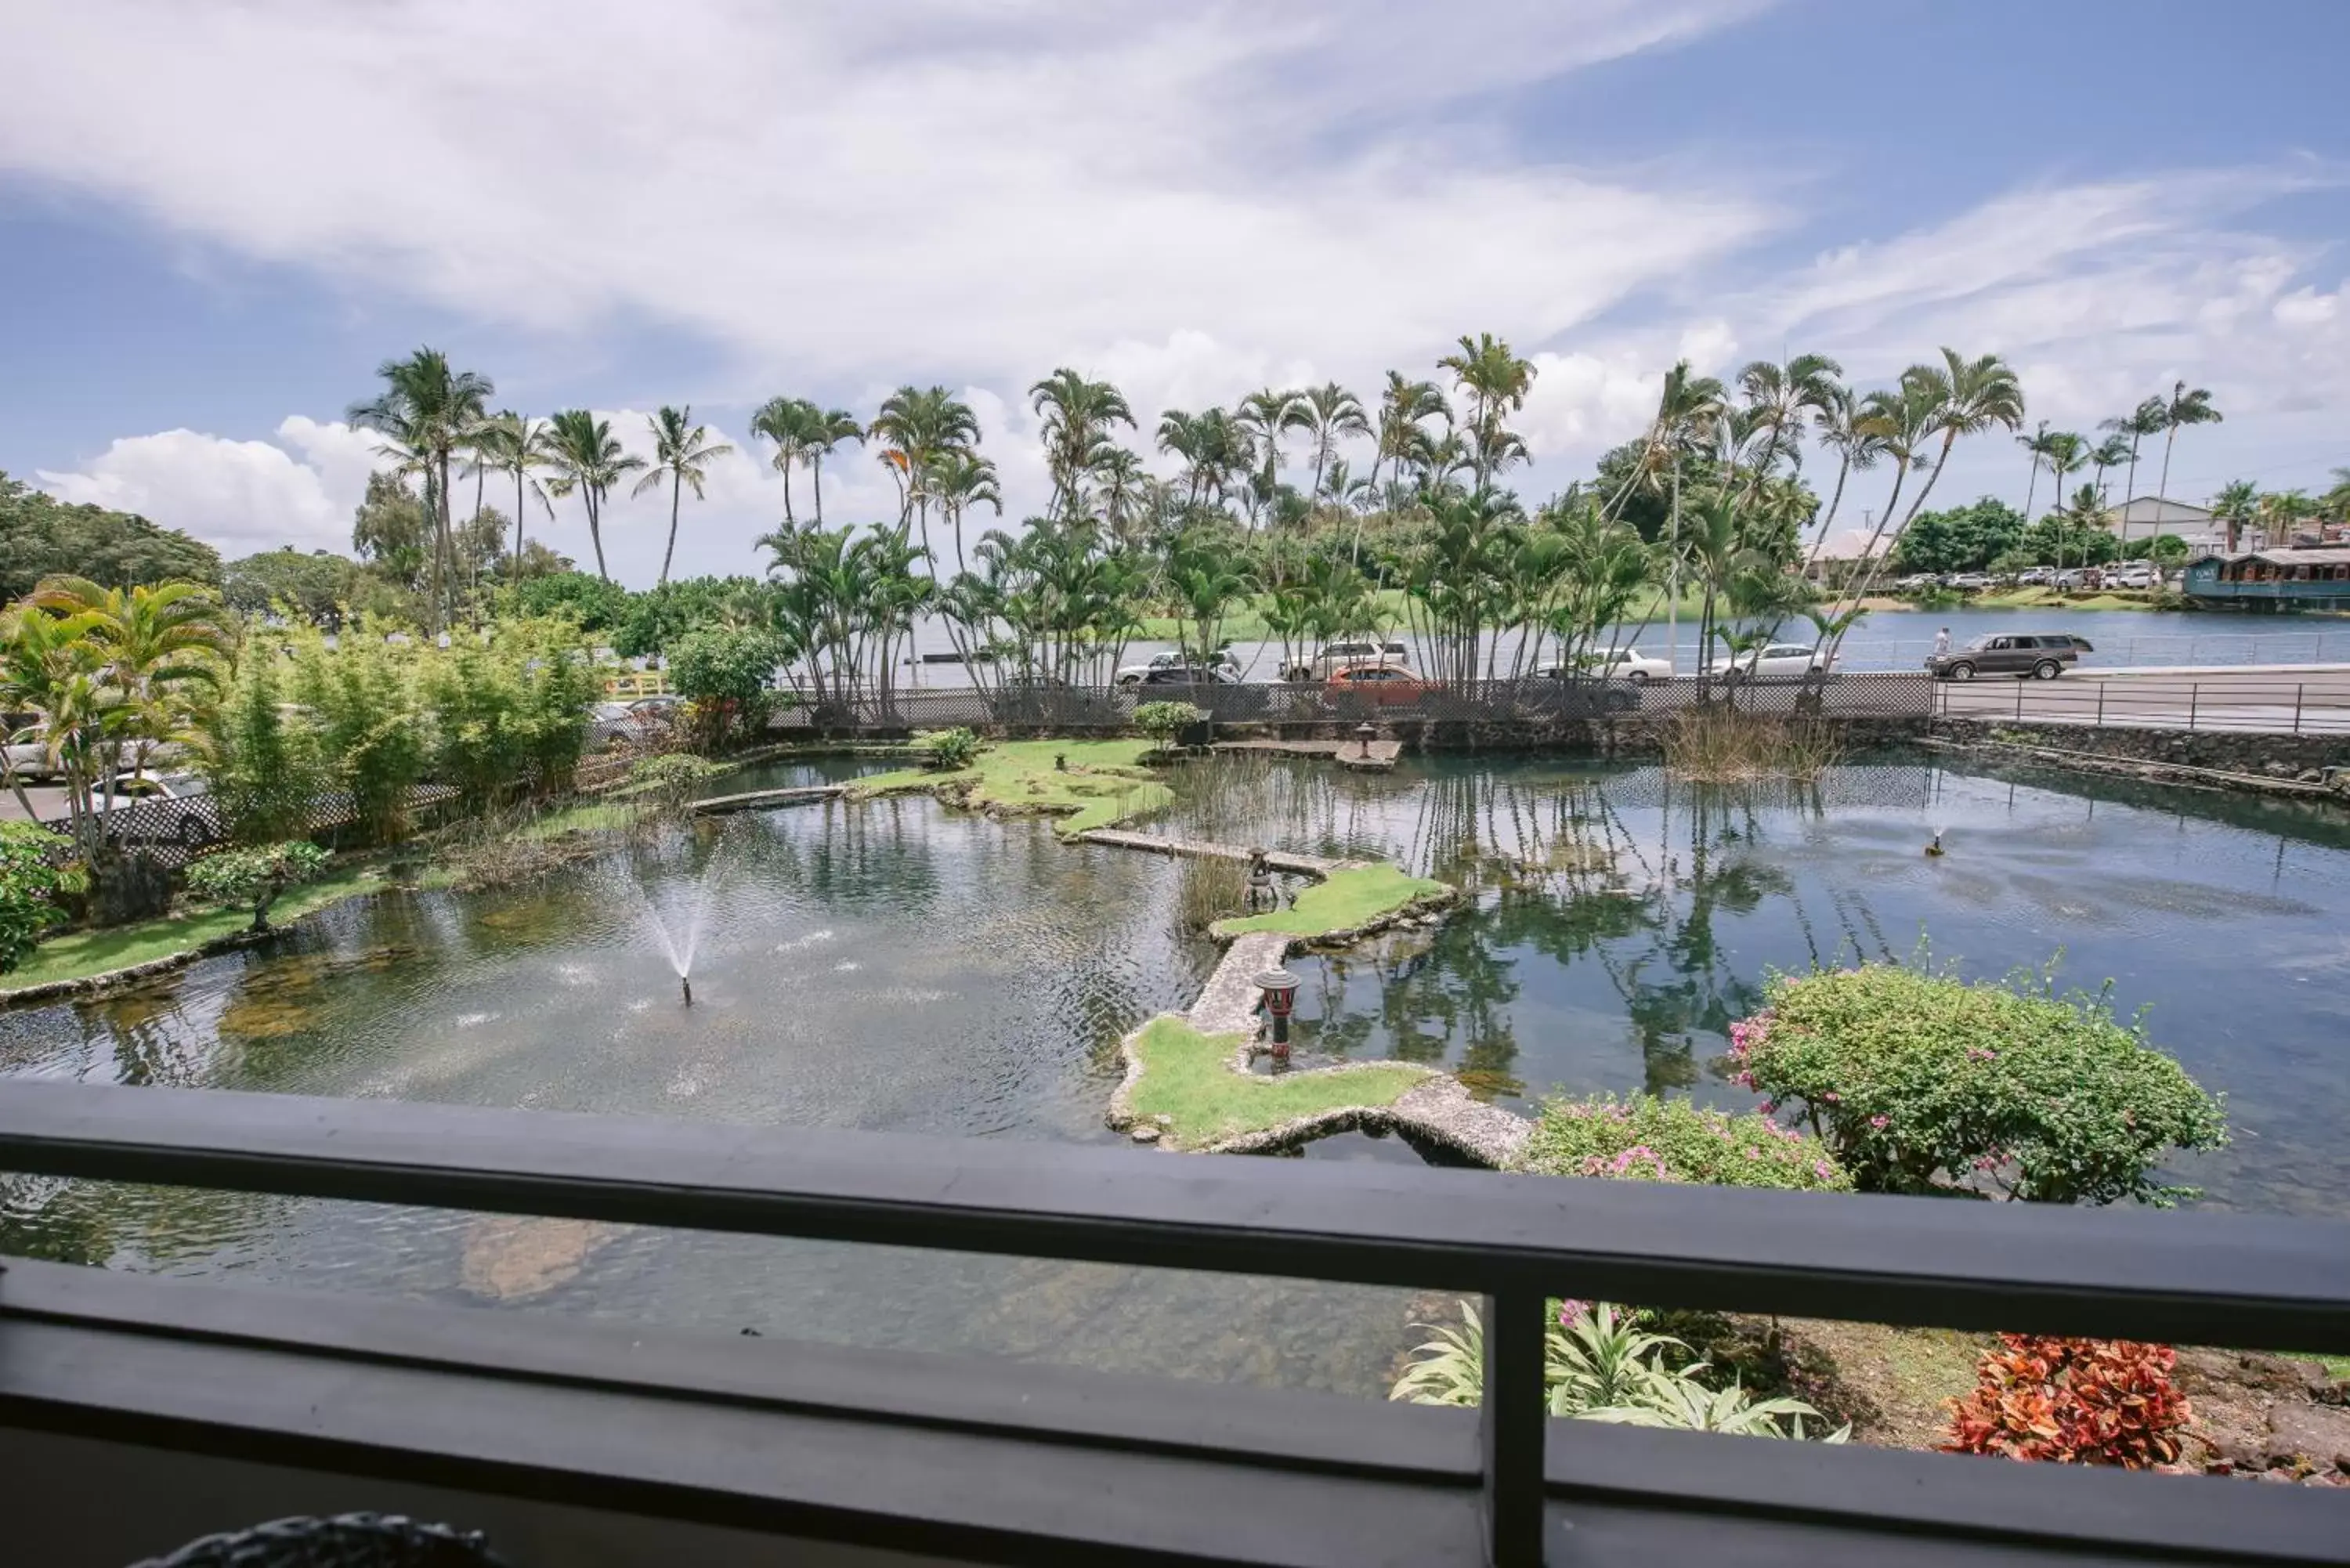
[1391, 1299, 1845, 1440]
[1943, 1335, 2189, 1469]
[418, 620, 601, 807]
[1133, 701, 1203, 743]
[183, 840, 329, 933]
[204, 651, 328, 844]
[667, 627, 781, 751]
[630, 752, 725, 809]
[0, 821, 69, 972]
[1736, 963, 2225, 1205]
[1514, 1093, 1851, 1192]
[288, 620, 428, 845]
[915, 727, 982, 770]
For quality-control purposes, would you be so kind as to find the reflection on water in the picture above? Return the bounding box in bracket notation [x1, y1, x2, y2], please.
[7, 750, 2350, 1396]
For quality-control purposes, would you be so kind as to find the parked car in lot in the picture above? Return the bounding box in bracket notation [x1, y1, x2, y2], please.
[1319, 664, 1428, 708]
[1519, 674, 1641, 716]
[1286, 641, 1412, 683]
[2014, 565, 2055, 586]
[1134, 663, 1240, 688]
[589, 694, 684, 748]
[80, 771, 222, 847]
[2101, 563, 2158, 590]
[1115, 649, 1241, 687]
[1944, 572, 1992, 591]
[1702, 643, 1837, 682]
[1540, 648, 1672, 683]
[1925, 633, 2082, 681]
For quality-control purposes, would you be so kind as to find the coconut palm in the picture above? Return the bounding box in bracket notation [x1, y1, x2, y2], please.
[472, 412, 556, 572]
[1088, 447, 1148, 541]
[748, 396, 821, 526]
[2156, 381, 2222, 504]
[2211, 479, 2260, 553]
[1804, 382, 1885, 553]
[2088, 432, 2135, 515]
[804, 407, 863, 525]
[2258, 489, 2314, 551]
[1893, 349, 2026, 528]
[1235, 388, 1305, 528]
[1370, 372, 1448, 500]
[541, 410, 646, 583]
[2038, 435, 2089, 568]
[2100, 398, 2170, 511]
[631, 406, 736, 586]
[2017, 421, 2055, 518]
[1820, 377, 1940, 645]
[930, 449, 1003, 572]
[1438, 332, 1537, 489]
[1292, 382, 1370, 500]
[1029, 368, 1136, 517]
[871, 386, 981, 566]
[1735, 353, 1844, 482]
[348, 348, 494, 628]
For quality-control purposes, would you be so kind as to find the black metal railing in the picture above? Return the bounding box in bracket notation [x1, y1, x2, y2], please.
[1937, 675, 2350, 735]
[768, 672, 1938, 735]
[2, 1082, 2346, 1566]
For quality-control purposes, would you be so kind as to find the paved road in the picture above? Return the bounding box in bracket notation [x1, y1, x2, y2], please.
[1937, 665, 2350, 735]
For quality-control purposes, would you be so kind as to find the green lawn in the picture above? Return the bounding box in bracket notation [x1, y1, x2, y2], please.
[851, 739, 1171, 837]
[1125, 1014, 1430, 1148]
[2, 859, 392, 994]
[1212, 863, 1446, 941]
[516, 800, 642, 839]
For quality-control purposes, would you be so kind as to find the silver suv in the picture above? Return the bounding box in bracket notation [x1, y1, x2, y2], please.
[1286, 641, 1411, 682]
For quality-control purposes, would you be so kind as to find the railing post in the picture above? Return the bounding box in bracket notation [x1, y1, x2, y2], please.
[2014, 679, 2023, 721]
[1481, 1289, 1548, 1567]
[2188, 683, 2198, 732]
[2097, 682, 2106, 726]
[2296, 684, 2305, 735]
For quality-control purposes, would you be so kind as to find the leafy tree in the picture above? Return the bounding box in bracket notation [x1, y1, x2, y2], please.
[183, 840, 329, 932]
[0, 820, 69, 972]
[1892, 498, 2026, 574]
[0, 471, 221, 601]
[503, 569, 630, 632]
[1439, 332, 1537, 489]
[2211, 479, 2260, 553]
[471, 410, 556, 566]
[542, 409, 645, 583]
[349, 471, 432, 590]
[1029, 368, 1136, 518]
[204, 649, 328, 843]
[286, 625, 427, 844]
[631, 405, 735, 586]
[223, 548, 367, 626]
[667, 625, 782, 750]
[611, 576, 774, 659]
[418, 618, 602, 804]
[871, 386, 981, 565]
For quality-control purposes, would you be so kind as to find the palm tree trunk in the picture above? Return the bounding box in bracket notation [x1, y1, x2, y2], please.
[1665, 465, 1680, 676]
[661, 471, 682, 586]
[2158, 424, 2178, 504]
[781, 464, 796, 528]
[585, 490, 608, 582]
[2022, 455, 2039, 522]
[812, 455, 825, 526]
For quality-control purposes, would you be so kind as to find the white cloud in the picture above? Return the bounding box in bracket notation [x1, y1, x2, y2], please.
[34, 421, 384, 558]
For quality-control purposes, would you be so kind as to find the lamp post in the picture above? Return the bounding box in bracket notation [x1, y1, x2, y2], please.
[1354, 722, 1376, 759]
[1255, 967, 1300, 1063]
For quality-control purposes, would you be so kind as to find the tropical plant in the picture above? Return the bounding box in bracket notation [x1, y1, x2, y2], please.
[1515, 1092, 1849, 1190]
[1944, 1336, 2189, 1469]
[914, 727, 982, 770]
[2155, 381, 2222, 504]
[1580, 1373, 1847, 1440]
[931, 448, 1004, 573]
[1439, 332, 1537, 490]
[1133, 700, 1203, 746]
[471, 411, 556, 570]
[2210, 479, 2260, 553]
[631, 406, 736, 586]
[204, 647, 329, 844]
[872, 386, 982, 565]
[541, 410, 646, 583]
[666, 624, 782, 750]
[0, 820, 69, 973]
[183, 840, 329, 933]
[1734, 960, 2226, 1205]
[1030, 369, 1136, 518]
[629, 751, 725, 811]
[2099, 398, 2169, 512]
[417, 618, 602, 804]
[347, 348, 494, 628]
[1291, 381, 1370, 501]
[1234, 388, 1305, 528]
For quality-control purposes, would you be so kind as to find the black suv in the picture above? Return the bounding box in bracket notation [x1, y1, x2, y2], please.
[1925, 633, 2090, 681]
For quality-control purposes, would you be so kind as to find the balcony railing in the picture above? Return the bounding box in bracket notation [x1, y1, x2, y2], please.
[2, 1081, 2347, 1566]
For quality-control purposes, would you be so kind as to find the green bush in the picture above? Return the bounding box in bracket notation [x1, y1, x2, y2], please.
[1133, 701, 1203, 742]
[287, 620, 428, 844]
[667, 627, 781, 751]
[1736, 963, 2225, 1205]
[183, 841, 329, 932]
[205, 652, 328, 844]
[630, 752, 725, 807]
[1514, 1093, 1851, 1191]
[419, 620, 600, 806]
[915, 727, 982, 770]
[0, 821, 69, 973]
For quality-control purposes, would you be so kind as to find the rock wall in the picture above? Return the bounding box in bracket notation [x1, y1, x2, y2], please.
[1932, 718, 2350, 800]
[1215, 714, 1932, 754]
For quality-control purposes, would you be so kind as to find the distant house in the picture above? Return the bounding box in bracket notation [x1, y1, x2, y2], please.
[2100, 496, 2222, 549]
[2182, 546, 2350, 611]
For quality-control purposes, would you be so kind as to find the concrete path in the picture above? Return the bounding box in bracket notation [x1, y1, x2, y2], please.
[1188, 932, 1293, 1035]
[690, 783, 847, 816]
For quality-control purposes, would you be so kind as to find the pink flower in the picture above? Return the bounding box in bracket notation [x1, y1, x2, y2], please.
[1870, 1115, 1889, 1130]
[1813, 1161, 1834, 1182]
[1760, 1100, 1779, 1116]
[1557, 1299, 1590, 1328]
[1822, 1092, 1841, 1104]
[1744, 1147, 1761, 1159]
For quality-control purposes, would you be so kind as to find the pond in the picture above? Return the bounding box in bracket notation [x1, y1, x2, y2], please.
[5, 751, 2349, 1400]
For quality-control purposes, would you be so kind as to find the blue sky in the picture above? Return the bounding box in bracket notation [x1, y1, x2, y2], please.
[2, 0, 2345, 584]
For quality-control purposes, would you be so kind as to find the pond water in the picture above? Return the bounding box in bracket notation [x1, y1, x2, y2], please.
[5, 752, 2349, 1399]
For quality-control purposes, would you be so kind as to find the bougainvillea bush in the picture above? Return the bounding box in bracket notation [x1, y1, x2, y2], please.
[1943, 1335, 2189, 1468]
[1732, 963, 2224, 1206]
[1514, 1093, 1851, 1192]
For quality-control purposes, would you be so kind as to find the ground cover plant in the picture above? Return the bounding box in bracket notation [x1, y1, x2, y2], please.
[1734, 961, 2225, 1205]
[850, 738, 1170, 838]
[1513, 1093, 1850, 1191]
[183, 841, 331, 933]
[0, 822, 71, 974]
[1210, 863, 1445, 940]
[1122, 1015, 1426, 1148]
[1943, 1335, 2191, 1469]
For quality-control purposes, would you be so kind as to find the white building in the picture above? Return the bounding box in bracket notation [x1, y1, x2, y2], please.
[2099, 496, 2222, 548]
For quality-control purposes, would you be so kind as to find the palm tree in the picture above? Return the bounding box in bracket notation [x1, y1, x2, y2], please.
[1235, 388, 1304, 529]
[1893, 349, 2026, 528]
[347, 347, 494, 629]
[1735, 353, 1844, 481]
[2038, 434, 2089, 567]
[631, 406, 735, 586]
[2257, 489, 2313, 551]
[2323, 468, 2350, 527]
[1437, 332, 1536, 489]
[2088, 433, 2135, 514]
[1370, 372, 1448, 500]
[474, 412, 555, 570]
[748, 396, 821, 526]
[2156, 381, 2222, 504]
[1618, 360, 1726, 655]
[2211, 479, 2260, 553]
[1292, 382, 1369, 501]
[930, 449, 1003, 572]
[2017, 421, 2054, 518]
[1804, 382, 1885, 553]
[2097, 399, 2171, 542]
[871, 387, 981, 567]
[1821, 377, 1938, 643]
[1030, 370, 1136, 517]
[542, 410, 646, 583]
[805, 407, 863, 525]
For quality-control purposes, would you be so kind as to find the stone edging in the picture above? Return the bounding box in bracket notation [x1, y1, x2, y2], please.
[2, 923, 285, 1008]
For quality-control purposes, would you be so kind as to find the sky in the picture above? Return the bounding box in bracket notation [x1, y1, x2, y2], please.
[2, 0, 2346, 586]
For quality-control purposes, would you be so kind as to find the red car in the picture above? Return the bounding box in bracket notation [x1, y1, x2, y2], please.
[1322, 665, 1429, 707]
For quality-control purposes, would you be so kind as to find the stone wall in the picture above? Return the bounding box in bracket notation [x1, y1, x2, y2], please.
[1932, 717, 2350, 786]
[1214, 714, 1932, 754]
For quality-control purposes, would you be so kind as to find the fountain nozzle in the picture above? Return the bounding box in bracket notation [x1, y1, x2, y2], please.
[681, 975, 694, 1007]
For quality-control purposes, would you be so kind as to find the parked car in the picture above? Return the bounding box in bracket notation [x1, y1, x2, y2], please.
[1702, 644, 1837, 682]
[1946, 573, 1992, 591]
[2050, 568, 2091, 591]
[1115, 649, 1241, 687]
[2015, 566, 2055, 587]
[1520, 674, 1641, 717]
[1319, 664, 1428, 708]
[79, 771, 222, 847]
[1539, 648, 1672, 683]
[1286, 641, 1412, 683]
[1925, 633, 2081, 681]
[2102, 564, 2158, 591]
[589, 694, 684, 748]
[1134, 663, 1240, 687]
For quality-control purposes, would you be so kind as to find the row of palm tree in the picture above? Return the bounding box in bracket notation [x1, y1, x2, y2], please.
[2012, 381, 2225, 528]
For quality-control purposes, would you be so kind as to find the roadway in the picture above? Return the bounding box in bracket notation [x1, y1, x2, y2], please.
[1935, 664, 2350, 735]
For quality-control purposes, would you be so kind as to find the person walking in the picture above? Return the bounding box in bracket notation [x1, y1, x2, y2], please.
[1934, 626, 1952, 658]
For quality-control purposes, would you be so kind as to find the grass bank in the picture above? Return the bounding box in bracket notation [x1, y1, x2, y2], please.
[2, 858, 397, 995]
[851, 739, 1171, 837]
[1124, 1015, 1429, 1149]
[1211, 863, 1447, 941]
